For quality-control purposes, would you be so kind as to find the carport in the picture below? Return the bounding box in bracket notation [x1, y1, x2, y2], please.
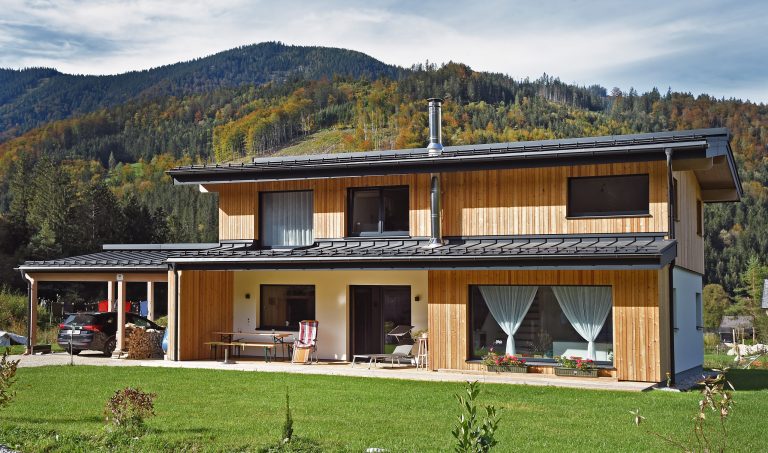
[16, 245, 180, 356]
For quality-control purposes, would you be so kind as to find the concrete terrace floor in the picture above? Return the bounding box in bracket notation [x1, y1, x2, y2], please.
[11, 351, 656, 392]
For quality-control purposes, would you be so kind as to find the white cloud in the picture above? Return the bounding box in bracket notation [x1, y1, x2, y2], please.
[0, 0, 766, 101]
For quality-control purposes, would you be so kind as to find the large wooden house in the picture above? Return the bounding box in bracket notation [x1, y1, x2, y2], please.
[19, 99, 741, 383]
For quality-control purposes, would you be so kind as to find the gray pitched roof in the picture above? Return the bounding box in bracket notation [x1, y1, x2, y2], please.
[719, 315, 754, 331]
[167, 128, 741, 201]
[169, 234, 676, 270]
[19, 235, 675, 272]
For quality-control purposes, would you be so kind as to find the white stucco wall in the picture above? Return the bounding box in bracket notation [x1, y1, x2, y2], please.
[232, 270, 429, 360]
[673, 267, 704, 373]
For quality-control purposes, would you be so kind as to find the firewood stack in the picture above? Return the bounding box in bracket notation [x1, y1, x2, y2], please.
[124, 323, 165, 359]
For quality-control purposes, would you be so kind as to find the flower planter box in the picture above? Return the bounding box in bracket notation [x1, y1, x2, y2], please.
[554, 367, 598, 378]
[486, 365, 528, 373]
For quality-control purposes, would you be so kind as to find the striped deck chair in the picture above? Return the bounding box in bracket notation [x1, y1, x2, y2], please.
[292, 320, 319, 363]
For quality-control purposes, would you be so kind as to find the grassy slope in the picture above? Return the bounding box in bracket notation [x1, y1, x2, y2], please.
[1, 366, 766, 452]
[275, 129, 356, 156]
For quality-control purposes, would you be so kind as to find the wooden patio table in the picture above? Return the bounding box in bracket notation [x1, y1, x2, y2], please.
[211, 331, 293, 360]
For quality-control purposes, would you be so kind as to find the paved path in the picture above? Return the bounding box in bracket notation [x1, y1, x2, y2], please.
[12, 352, 654, 392]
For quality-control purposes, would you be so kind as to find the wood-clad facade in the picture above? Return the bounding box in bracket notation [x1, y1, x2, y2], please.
[442, 161, 669, 237]
[169, 270, 234, 360]
[198, 161, 704, 382]
[210, 161, 673, 240]
[673, 170, 704, 275]
[427, 269, 670, 382]
[206, 174, 431, 241]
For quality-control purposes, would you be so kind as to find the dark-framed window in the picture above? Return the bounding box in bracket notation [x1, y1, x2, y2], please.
[696, 199, 703, 236]
[348, 186, 409, 236]
[260, 285, 315, 330]
[673, 177, 679, 222]
[468, 285, 614, 365]
[567, 174, 650, 217]
[260, 190, 313, 247]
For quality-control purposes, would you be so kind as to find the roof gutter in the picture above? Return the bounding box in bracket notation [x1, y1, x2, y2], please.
[169, 142, 709, 185]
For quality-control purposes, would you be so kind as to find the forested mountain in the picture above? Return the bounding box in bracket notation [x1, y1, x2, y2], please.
[0, 42, 401, 141]
[0, 44, 766, 303]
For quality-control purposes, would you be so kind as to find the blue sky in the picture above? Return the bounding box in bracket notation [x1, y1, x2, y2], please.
[1, 0, 766, 102]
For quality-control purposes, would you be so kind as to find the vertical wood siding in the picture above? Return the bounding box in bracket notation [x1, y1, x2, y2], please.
[206, 174, 431, 240]
[673, 170, 704, 274]
[427, 269, 670, 382]
[441, 161, 669, 236]
[178, 270, 234, 360]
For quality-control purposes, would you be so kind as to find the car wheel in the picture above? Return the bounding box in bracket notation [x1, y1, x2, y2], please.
[66, 346, 81, 355]
[103, 337, 117, 356]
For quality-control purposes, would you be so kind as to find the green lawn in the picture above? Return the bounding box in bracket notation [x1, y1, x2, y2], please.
[1, 366, 766, 452]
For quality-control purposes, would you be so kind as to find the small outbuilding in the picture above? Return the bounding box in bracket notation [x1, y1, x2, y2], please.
[718, 315, 754, 343]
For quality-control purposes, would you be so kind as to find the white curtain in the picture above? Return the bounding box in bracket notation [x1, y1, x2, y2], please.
[261, 191, 313, 247]
[479, 286, 538, 355]
[552, 286, 612, 360]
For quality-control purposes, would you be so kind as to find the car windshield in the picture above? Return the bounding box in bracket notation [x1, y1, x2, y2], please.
[62, 314, 97, 325]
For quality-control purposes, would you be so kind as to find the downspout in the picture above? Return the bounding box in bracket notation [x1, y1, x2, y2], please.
[426, 98, 443, 248]
[22, 271, 32, 354]
[665, 147, 676, 386]
[172, 264, 180, 362]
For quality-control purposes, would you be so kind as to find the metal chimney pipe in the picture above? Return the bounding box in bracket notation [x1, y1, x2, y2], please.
[426, 98, 443, 248]
[427, 98, 443, 156]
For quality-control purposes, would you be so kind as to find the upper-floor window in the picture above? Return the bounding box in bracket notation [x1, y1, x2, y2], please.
[260, 190, 313, 247]
[567, 174, 649, 218]
[348, 186, 409, 236]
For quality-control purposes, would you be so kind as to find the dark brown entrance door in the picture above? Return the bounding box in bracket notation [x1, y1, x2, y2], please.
[350, 285, 411, 355]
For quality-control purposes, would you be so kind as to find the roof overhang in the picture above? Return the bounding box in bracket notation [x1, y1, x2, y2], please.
[18, 236, 676, 274]
[166, 128, 742, 203]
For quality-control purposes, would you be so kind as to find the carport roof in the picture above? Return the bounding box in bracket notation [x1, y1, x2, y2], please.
[18, 234, 676, 272]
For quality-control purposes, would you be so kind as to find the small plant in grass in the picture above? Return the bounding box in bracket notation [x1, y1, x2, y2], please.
[452, 381, 500, 453]
[0, 348, 20, 411]
[282, 388, 293, 443]
[631, 369, 735, 452]
[104, 387, 156, 431]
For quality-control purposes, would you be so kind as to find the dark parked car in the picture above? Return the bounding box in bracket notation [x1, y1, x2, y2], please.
[58, 312, 164, 356]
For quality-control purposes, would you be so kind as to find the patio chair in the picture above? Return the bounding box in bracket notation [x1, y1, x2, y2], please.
[292, 320, 319, 364]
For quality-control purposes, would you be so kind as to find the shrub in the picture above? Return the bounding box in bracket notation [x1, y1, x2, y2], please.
[452, 381, 500, 453]
[555, 356, 596, 371]
[631, 370, 735, 452]
[704, 332, 721, 351]
[0, 348, 20, 410]
[481, 351, 526, 368]
[104, 387, 156, 430]
[153, 316, 168, 328]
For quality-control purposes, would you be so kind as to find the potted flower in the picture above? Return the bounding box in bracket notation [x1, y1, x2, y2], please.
[554, 356, 598, 378]
[482, 350, 527, 373]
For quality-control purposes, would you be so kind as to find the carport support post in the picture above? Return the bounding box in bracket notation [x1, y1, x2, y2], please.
[146, 281, 155, 320]
[107, 280, 115, 311]
[24, 274, 37, 355]
[113, 279, 126, 358]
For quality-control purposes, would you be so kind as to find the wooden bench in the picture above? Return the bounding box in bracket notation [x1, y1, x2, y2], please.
[204, 341, 275, 363]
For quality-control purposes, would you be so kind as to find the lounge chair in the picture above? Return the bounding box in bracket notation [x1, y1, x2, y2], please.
[352, 344, 414, 369]
[386, 325, 414, 344]
[292, 320, 318, 363]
